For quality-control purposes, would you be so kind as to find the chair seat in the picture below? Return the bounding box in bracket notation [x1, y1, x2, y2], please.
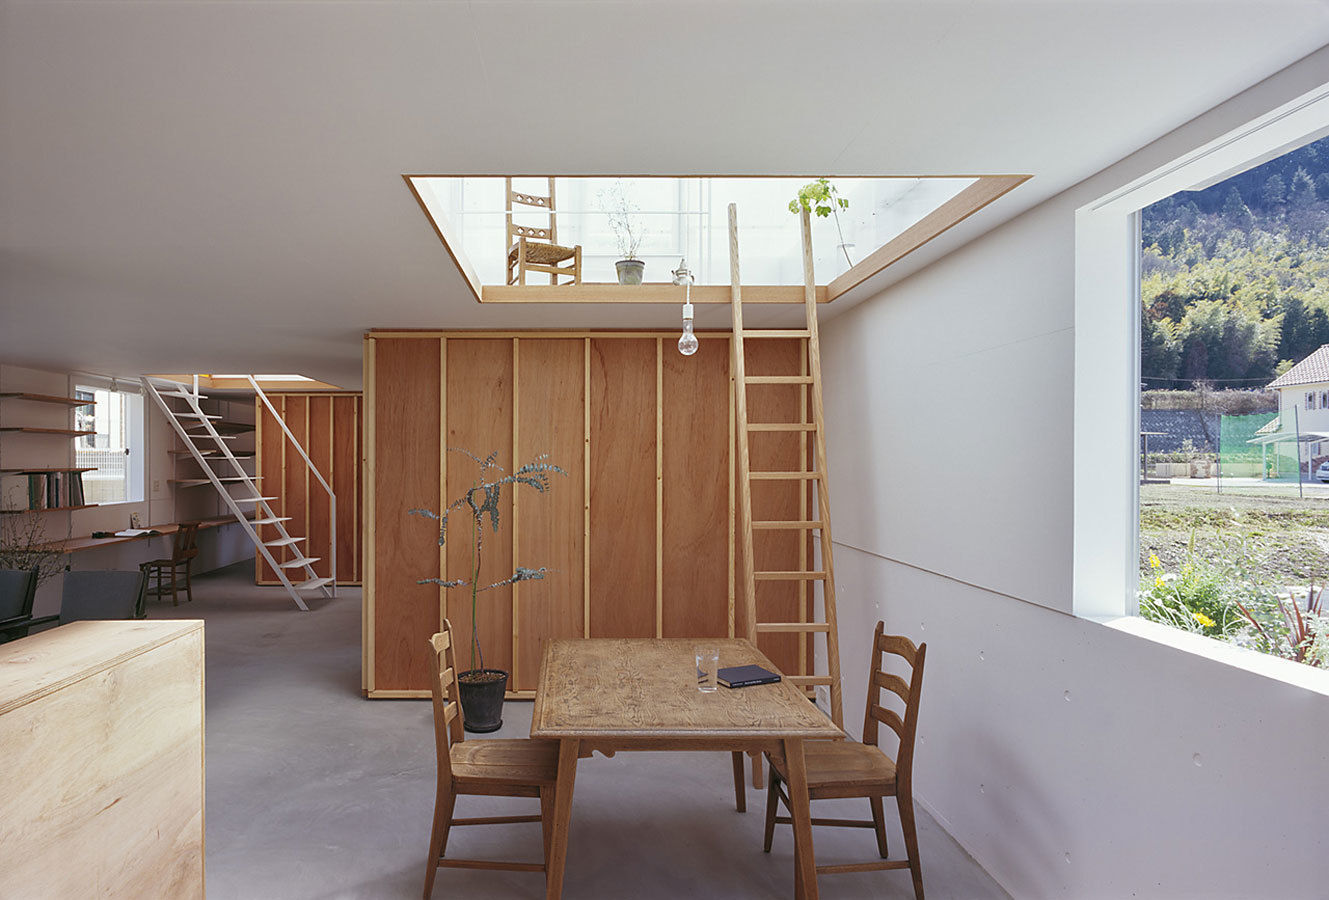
[770, 739, 897, 795]
[508, 241, 578, 265]
[450, 738, 559, 785]
[140, 558, 183, 568]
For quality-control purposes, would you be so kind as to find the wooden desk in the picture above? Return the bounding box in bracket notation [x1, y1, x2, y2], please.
[531, 638, 842, 899]
[52, 514, 235, 554]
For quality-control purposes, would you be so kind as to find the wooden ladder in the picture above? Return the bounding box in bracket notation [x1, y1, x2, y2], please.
[729, 202, 843, 730]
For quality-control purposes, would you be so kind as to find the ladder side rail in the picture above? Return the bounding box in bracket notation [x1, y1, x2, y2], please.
[800, 207, 843, 728]
[729, 203, 758, 644]
[141, 378, 311, 611]
[247, 376, 337, 597]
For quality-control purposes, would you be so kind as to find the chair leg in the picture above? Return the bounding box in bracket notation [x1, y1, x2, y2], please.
[422, 783, 456, 899]
[540, 785, 554, 866]
[731, 751, 746, 812]
[869, 795, 889, 858]
[184, 560, 194, 603]
[898, 792, 925, 900]
[169, 563, 179, 607]
[762, 770, 780, 853]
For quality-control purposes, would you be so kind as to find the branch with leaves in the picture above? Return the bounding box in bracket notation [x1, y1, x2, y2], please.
[411, 449, 566, 674]
[0, 503, 68, 589]
[789, 177, 852, 268]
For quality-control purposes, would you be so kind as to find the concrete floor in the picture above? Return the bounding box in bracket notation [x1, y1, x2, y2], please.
[157, 563, 1008, 899]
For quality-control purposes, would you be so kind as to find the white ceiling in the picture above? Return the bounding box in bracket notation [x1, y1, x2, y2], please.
[3, 0, 1328, 390]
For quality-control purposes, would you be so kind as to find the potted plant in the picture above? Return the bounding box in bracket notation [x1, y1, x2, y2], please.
[600, 180, 646, 284]
[789, 177, 853, 269]
[411, 449, 565, 732]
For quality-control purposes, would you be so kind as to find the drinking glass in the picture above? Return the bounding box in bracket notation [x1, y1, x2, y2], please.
[695, 646, 719, 693]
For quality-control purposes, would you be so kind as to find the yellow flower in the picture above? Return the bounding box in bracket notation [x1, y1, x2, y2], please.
[1154, 576, 1165, 589]
[1149, 554, 1162, 570]
[1192, 611, 1216, 628]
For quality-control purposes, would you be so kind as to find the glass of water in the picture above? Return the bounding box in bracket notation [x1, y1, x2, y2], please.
[695, 646, 719, 693]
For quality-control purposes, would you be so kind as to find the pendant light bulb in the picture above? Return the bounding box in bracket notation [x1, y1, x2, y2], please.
[678, 301, 699, 356]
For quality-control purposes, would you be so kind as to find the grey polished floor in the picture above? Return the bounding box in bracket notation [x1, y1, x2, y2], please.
[157, 563, 1008, 899]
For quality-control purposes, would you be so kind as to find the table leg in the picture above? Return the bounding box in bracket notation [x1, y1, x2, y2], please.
[782, 737, 818, 900]
[546, 738, 579, 900]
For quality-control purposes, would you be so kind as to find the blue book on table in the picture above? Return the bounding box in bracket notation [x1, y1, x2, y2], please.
[717, 664, 781, 688]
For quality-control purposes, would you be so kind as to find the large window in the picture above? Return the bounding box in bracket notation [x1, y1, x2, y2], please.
[75, 384, 145, 505]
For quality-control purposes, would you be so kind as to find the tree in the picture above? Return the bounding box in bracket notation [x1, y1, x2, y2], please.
[1290, 166, 1318, 208]
[1141, 312, 1181, 384]
[1221, 185, 1255, 231]
[1263, 174, 1287, 207]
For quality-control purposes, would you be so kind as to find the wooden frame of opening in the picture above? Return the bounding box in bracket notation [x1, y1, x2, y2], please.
[403, 174, 1030, 305]
[363, 329, 813, 699]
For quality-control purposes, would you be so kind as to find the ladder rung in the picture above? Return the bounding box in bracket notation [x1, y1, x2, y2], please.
[752, 520, 823, 530]
[746, 375, 814, 384]
[159, 389, 209, 399]
[747, 423, 817, 432]
[749, 471, 821, 480]
[786, 674, 834, 686]
[279, 556, 320, 569]
[264, 536, 306, 547]
[755, 571, 827, 581]
[740, 329, 811, 338]
[296, 576, 335, 591]
[251, 516, 293, 525]
[757, 622, 832, 633]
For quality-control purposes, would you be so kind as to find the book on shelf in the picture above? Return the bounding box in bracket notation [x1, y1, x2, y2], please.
[0, 470, 87, 511]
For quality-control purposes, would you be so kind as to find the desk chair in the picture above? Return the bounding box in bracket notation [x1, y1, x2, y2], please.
[763, 622, 927, 899]
[0, 567, 40, 642]
[423, 618, 559, 898]
[57, 569, 149, 622]
[140, 522, 199, 606]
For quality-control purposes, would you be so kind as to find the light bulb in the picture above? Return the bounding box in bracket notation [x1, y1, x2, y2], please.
[678, 301, 698, 356]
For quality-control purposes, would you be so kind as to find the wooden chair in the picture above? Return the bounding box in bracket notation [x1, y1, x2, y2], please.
[763, 622, 927, 899]
[506, 177, 582, 286]
[0, 567, 40, 643]
[139, 522, 199, 607]
[423, 619, 559, 898]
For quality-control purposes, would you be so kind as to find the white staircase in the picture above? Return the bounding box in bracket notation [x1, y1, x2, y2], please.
[141, 375, 335, 611]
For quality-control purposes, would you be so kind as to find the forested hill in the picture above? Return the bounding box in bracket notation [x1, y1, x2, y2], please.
[1141, 133, 1329, 389]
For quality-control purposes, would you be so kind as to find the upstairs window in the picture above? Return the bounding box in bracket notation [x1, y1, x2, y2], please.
[75, 383, 145, 504]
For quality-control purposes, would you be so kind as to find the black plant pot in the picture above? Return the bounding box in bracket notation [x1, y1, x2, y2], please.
[458, 669, 508, 733]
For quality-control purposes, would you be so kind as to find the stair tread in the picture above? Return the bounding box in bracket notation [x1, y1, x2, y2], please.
[263, 536, 306, 547]
[251, 516, 293, 525]
[296, 576, 335, 591]
[278, 556, 320, 569]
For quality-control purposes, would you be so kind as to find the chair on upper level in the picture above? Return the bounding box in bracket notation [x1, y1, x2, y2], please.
[423, 617, 560, 898]
[140, 522, 200, 607]
[505, 177, 582, 286]
[0, 567, 41, 643]
[763, 621, 928, 899]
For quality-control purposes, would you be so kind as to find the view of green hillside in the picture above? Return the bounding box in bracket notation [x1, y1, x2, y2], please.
[1141, 133, 1329, 387]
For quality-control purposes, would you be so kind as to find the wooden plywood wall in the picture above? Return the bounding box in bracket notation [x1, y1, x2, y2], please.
[364, 331, 810, 698]
[255, 393, 363, 586]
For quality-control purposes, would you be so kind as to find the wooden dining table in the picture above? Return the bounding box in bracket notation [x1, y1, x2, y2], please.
[531, 637, 843, 899]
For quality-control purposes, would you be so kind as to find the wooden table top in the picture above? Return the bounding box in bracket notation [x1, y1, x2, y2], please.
[530, 638, 843, 740]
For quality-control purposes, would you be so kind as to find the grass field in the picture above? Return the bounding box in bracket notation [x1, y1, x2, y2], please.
[1139, 483, 1329, 585]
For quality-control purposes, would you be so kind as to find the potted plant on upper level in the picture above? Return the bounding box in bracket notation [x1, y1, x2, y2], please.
[789, 177, 853, 270]
[411, 449, 565, 732]
[600, 180, 646, 284]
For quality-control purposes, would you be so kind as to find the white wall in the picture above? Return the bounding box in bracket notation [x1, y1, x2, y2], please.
[821, 50, 1329, 898]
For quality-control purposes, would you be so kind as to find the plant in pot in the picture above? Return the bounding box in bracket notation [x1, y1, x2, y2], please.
[600, 179, 646, 284]
[789, 177, 853, 269]
[411, 449, 566, 732]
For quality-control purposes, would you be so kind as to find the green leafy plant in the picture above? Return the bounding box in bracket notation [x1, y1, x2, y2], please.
[411, 449, 566, 678]
[598, 180, 645, 260]
[1139, 552, 1245, 638]
[789, 177, 852, 267]
[1237, 582, 1329, 667]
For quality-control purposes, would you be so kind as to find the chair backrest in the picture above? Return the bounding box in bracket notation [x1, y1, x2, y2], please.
[428, 619, 466, 784]
[172, 522, 201, 562]
[861, 622, 926, 790]
[0, 568, 39, 621]
[505, 176, 558, 247]
[60, 569, 149, 623]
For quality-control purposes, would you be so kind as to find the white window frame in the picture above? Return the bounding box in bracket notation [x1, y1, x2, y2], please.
[74, 377, 146, 506]
[1074, 80, 1329, 622]
[1308, 391, 1317, 410]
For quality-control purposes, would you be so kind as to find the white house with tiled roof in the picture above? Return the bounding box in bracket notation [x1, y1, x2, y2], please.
[1264, 344, 1329, 474]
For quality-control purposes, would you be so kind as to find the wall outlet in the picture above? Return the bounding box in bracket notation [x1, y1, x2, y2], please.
[152, 479, 161, 494]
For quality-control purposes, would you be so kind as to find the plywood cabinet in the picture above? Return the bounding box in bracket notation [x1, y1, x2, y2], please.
[364, 331, 812, 697]
[0, 620, 205, 898]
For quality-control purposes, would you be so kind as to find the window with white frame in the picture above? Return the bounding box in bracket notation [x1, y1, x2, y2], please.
[75, 383, 145, 504]
[1308, 391, 1317, 410]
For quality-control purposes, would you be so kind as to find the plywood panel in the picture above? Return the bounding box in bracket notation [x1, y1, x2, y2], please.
[256, 397, 284, 583]
[514, 339, 585, 692]
[445, 339, 514, 677]
[738, 338, 805, 676]
[308, 396, 333, 580]
[333, 395, 359, 584]
[374, 338, 442, 691]
[589, 338, 657, 638]
[662, 339, 731, 639]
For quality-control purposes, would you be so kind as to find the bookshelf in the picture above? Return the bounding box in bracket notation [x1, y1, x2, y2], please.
[0, 392, 97, 513]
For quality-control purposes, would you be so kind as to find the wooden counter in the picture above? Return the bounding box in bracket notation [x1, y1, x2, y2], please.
[0, 620, 205, 898]
[52, 513, 235, 554]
